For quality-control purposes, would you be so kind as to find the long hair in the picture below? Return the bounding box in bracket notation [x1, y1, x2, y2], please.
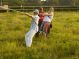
[49, 7, 54, 12]
[39, 7, 44, 12]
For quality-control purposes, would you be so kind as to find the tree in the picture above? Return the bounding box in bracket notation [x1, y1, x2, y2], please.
[52, 0, 60, 6]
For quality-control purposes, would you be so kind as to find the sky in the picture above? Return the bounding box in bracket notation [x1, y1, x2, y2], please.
[41, 0, 46, 1]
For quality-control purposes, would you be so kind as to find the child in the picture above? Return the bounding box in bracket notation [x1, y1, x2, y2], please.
[25, 9, 39, 47]
[35, 7, 45, 37]
[41, 7, 54, 37]
[38, 7, 45, 29]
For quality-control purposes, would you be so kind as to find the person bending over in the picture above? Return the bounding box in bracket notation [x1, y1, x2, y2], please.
[25, 9, 39, 47]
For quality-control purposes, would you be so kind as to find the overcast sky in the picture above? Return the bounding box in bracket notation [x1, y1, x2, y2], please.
[41, 0, 46, 1]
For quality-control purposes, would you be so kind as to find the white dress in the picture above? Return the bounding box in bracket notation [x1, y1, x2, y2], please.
[43, 15, 53, 22]
[25, 15, 39, 47]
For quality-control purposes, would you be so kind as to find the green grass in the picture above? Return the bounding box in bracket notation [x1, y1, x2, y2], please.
[0, 11, 79, 59]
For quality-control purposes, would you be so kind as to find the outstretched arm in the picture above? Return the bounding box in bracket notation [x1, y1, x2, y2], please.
[44, 12, 54, 16]
[20, 12, 33, 18]
[44, 13, 51, 16]
[25, 13, 33, 18]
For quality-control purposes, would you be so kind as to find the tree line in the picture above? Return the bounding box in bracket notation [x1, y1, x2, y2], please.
[0, 0, 79, 6]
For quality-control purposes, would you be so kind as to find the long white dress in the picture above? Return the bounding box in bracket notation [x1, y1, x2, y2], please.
[25, 15, 39, 47]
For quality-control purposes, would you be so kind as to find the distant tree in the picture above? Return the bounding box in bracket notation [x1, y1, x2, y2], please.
[72, 0, 79, 6]
[0, 0, 79, 6]
[52, 0, 60, 6]
[2, 0, 27, 6]
[76, 0, 79, 6]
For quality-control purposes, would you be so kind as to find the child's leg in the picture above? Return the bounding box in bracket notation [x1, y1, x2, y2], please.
[25, 29, 36, 47]
[39, 22, 44, 32]
[35, 22, 42, 37]
[47, 24, 51, 34]
[43, 22, 50, 37]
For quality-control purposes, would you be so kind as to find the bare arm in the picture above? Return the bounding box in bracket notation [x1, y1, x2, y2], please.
[44, 13, 51, 16]
[44, 12, 54, 16]
[25, 13, 33, 18]
[20, 12, 33, 18]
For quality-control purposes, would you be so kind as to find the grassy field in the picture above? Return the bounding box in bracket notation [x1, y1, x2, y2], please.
[0, 11, 79, 59]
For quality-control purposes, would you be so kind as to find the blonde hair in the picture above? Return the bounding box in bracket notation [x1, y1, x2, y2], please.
[48, 7, 54, 16]
[49, 7, 54, 12]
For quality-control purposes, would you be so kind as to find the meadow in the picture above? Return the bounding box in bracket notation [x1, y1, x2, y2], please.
[0, 11, 79, 59]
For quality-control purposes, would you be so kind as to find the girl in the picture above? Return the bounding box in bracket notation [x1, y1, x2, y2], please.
[35, 7, 45, 37]
[38, 7, 45, 29]
[40, 7, 54, 37]
[25, 9, 39, 47]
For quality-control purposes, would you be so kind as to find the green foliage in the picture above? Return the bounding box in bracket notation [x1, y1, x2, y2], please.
[0, 0, 79, 6]
[0, 11, 79, 59]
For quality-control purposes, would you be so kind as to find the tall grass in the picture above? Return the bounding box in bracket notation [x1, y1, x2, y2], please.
[0, 11, 79, 59]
